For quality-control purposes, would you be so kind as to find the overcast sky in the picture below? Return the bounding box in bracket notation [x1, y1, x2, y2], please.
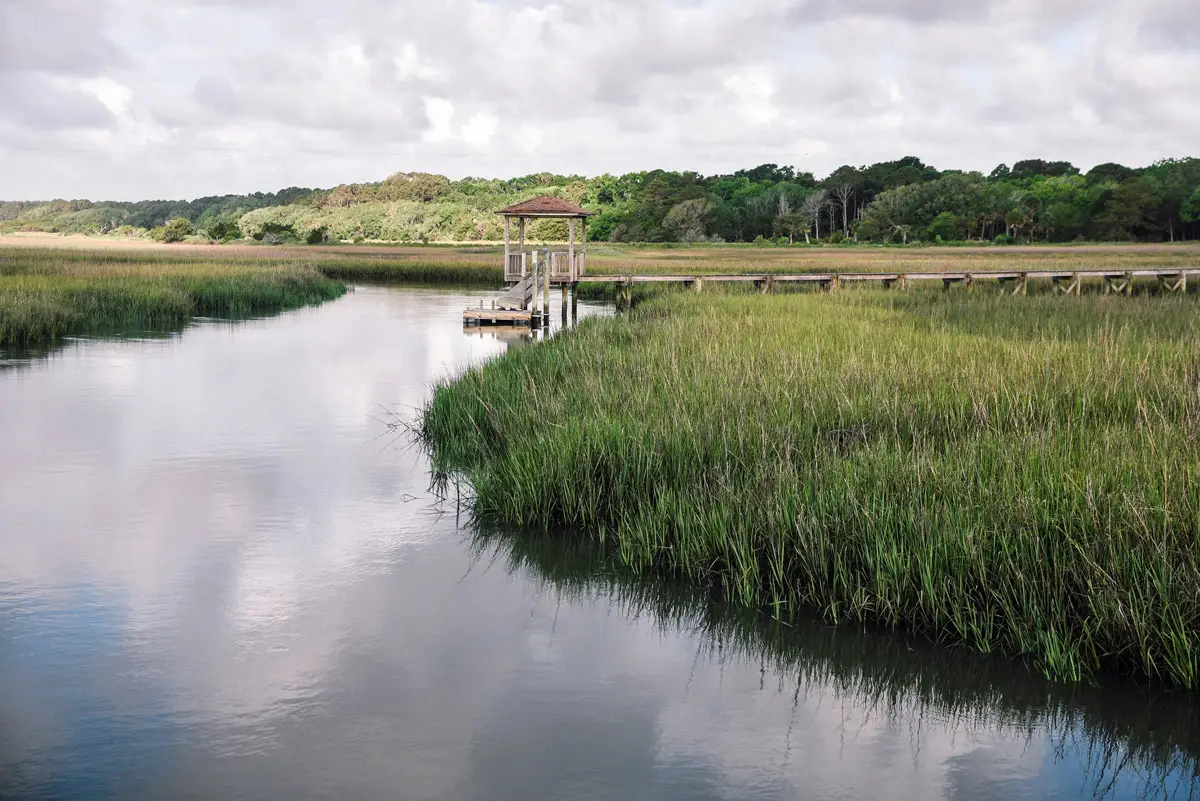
[2, 0, 1197, 201]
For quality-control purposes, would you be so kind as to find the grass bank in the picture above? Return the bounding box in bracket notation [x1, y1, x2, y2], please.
[0, 247, 346, 347]
[423, 289, 1200, 686]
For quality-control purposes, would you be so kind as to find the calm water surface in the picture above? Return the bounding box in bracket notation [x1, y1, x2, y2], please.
[1, 286, 1197, 800]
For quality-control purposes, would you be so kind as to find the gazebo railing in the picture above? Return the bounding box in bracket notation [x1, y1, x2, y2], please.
[505, 252, 526, 282]
[550, 251, 585, 282]
[505, 251, 586, 283]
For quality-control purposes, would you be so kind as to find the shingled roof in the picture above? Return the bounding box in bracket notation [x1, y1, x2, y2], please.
[496, 196, 594, 217]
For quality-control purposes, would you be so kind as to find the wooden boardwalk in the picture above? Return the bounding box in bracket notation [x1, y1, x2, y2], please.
[471, 266, 1195, 326]
[582, 267, 1195, 300]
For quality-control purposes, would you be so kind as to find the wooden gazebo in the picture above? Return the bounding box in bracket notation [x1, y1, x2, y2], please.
[497, 196, 594, 284]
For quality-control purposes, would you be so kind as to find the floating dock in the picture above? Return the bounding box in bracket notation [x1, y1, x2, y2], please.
[463, 307, 551, 327]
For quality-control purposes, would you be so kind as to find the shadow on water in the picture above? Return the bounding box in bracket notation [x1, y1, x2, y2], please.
[0, 329, 184, 372]
[0, 311, 314, 373]
[467, 526, 1200, 800]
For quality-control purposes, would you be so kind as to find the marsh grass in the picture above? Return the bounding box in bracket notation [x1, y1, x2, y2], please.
[424, 288, 1200, 686]
[0, 247, 346, 346]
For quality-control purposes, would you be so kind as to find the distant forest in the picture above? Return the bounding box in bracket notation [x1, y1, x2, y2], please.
[4, 156, 1200, 245]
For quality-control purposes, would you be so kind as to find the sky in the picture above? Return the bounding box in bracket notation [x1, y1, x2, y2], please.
[1, 0, 1198, 201]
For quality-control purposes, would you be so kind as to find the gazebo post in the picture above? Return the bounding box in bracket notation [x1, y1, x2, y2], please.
[503, 216, 511, 278]
[568, 218, 576, 282]
[518, 217, 526, 276]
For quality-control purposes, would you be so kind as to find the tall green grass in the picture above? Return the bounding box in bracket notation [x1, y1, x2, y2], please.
[314, 256, 501, 285]
[423, 289, 1200, 686]
[0, 247, 346, 347]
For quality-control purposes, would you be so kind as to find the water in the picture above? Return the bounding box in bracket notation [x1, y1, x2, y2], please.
[1, 286, 1197, 801]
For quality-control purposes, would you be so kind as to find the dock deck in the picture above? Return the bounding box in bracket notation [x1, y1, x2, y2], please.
[464, 307, 555, 326]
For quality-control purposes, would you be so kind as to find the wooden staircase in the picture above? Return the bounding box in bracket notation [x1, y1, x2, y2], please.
[496, 273, 535, 310]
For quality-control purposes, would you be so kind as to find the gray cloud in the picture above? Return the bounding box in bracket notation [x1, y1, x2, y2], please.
[0, 75, 115, 130]
[0, 0, 1197, 200]
[0, 0, 120, 74]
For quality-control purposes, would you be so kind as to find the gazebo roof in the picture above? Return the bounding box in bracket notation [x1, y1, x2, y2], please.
[496, 196, 594, 218]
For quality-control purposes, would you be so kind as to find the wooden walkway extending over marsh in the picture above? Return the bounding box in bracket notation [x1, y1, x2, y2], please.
[585, 267, 1197, 302]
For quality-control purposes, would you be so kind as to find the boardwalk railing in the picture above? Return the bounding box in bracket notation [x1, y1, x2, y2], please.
[588, 268, 1195, 303]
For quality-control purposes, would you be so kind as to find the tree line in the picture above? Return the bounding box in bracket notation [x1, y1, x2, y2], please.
[3, 156, 1199, 245]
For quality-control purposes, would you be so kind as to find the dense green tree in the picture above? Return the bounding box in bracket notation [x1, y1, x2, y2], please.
[664, 199, 714, 242]
[926, 211, 964, 241]
[1009, 159, 1079, 181]
[1182, 187, 1200, 222]
[6, 154, 1199, 244]
[1092, 177, 1159, 241]
[1085, 162, 1136, 185]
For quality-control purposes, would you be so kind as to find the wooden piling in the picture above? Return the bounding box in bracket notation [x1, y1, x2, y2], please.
[529, 253, 538, 311]
[1159, 272, 1187, 294]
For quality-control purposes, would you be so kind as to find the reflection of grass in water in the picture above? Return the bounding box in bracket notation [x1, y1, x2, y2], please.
[423, 289, 1200, 687]
[474, 527, 1200, 799]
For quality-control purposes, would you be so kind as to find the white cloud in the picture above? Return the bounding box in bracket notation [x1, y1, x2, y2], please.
[0, 0, 1197, 199]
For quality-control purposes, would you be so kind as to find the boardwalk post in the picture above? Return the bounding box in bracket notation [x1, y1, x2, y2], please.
[832, 273, 841, 291]
[543, 248, 551, 319]
[571, 282, 578, 319]
[1124, 271, 1133, 297]
[766, 275, 775, 295]
[898, 274, 907, 291]
[693, 277, 703, 293]
[1017, 272, 1028, 296]
[624, 278, 633, 310]
[966, 273, 974, 293]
